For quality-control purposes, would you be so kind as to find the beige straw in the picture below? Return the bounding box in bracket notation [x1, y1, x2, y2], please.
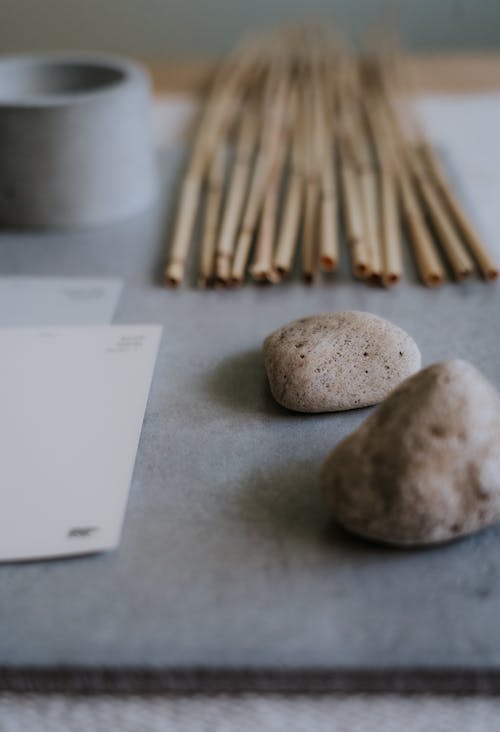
[419, 142, 499, 281]
[399, 164, 446, 287]
[215, 110, 258, 283]
[409, 148, 474, 281]
[199, 144, 226, 286]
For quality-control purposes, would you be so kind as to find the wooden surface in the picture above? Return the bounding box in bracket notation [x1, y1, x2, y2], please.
[145, 53, 500, 95]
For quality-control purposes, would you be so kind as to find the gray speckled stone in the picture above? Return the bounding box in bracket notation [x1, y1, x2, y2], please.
[322, 360, 500, 546]
[263, 311, 421, 413]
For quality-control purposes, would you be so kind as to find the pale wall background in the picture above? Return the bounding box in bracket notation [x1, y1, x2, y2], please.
[0, 0, 499, 56]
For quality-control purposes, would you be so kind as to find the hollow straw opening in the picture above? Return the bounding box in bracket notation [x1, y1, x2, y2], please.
[457, 267, 474, 281]
[384, 272, 401, 286]
[354, 263, 370, 278]
[266, 269, 282, 284]
[426, 273, 444, 287]
[320, 255, 337, 271]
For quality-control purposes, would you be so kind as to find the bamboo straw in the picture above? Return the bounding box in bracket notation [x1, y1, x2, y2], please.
[338, 133, 371, 279]
[273, 144, 303, 277]
[165, 32, 269, 286]
[419, 142, 499, 281]
[363, 98, 403, 285]
[302, 181, 319, 282]
[199, 144, 226, 286]
[251, 182, 281, 282]
[336, 58, 372, 280]
[302, 75, 321, 283]
[379, 165, 402, 285]
[168, 24, 495, 290]
[361, 168, 382, 280]
[215, 110, 258, 283]
[349, 95, 383, 280]
[165, 174, 203, 286]
[250, 105, 289, 281]
[273, 173, 302, 277]
[409, 148, 474, 281]
[230, 153, 268, 284]
[399, 165, 446, 287]
[368, 50, 475, 283]
[319, 189, 338, 271]
[231, 70, 290, 284]
[273, 83, 305, 277]
[165, 48, 262, 287]
[318, 74, 339, 272]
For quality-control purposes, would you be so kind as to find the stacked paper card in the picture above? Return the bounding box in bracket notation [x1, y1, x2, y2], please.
[0, 278, 161, 561]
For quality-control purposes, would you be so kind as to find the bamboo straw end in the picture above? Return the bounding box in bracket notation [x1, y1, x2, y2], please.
[267, 269, 282, 284]
[274, 265, 289, 279]
[320, 255, 338, 272]
[165, 261, 185, 287]
[383, 272, 402, 287]
[216, 254, 232, 286]
[424, 272, 445, 288]
[354, 262, 372, 279]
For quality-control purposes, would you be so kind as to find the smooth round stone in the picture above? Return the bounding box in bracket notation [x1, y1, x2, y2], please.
[321, 360, 500, 546]
[263, 311, 421, 413]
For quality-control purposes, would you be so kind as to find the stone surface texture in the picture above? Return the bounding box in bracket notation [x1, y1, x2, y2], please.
[321, 359, 500, 546]
[263, 311, 421, 413]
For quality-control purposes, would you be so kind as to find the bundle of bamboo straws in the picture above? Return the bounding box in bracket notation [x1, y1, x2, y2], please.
[165, 25, 498, 288]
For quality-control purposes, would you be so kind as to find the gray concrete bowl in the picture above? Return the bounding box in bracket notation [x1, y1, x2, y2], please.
[0, 53, 158, 229]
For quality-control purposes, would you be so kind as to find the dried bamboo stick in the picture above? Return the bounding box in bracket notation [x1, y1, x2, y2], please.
[367, 51, 477, 284]
[232, 73, 290, 284]
[164, 31, 270, 287]
[320, 184, 338, 271]
[230, 154, 268, 284]
[419, 142, 499, 281]
[273, 86, 305, 277]
[300, 68, 323, 282]
[379, 166, 403, 285]
[336, 59, 373, 280]
[169, 24, 492, 291]
[165, 174, 203, 286]
[360, 168, 382, 280]
[273, 171, 303, 277]
[399, 165, 446, 287]
[338, 134, 371, 279]
[318, 82, 339, 272]
[364, 99, 403, 285]
[199, 144, 225, 286]
[302, 180, 320, 282]
[251, 182, 281, 282]
[250, 131, 288, 282]
[215, 110, 258, 283]
[250, 112, 288, 281]
[409, 148, 474, 281]
[350, 97, 383, 280]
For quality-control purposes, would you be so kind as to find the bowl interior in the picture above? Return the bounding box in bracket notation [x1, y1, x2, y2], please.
[0, 59, 126, 103]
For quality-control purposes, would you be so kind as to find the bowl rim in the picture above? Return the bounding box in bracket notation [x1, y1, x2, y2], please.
[0, 52, 148, 109]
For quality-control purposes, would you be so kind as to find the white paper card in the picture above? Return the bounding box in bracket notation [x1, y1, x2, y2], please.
[0, 325, 161, 561]
[0, 277, 122, 326]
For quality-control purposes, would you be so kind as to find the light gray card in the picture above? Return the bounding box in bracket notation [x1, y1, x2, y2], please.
[0, 325, 161, 561]
[0, 276, 122, 326]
